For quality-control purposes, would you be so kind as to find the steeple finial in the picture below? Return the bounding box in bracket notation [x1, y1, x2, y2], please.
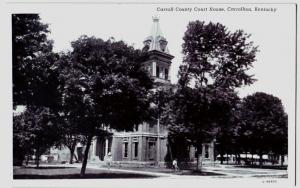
[143, 16, 170, 54]
[152, 15, 159, 22]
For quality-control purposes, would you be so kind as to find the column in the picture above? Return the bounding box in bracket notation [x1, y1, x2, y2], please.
[152, 61, 156, 77]
[157, 118, 160, 162]
[90, 137, 98, 161]
[210, 142, 214, 162]
[202, 144, 205, 159]
[105, 138, 109, 157]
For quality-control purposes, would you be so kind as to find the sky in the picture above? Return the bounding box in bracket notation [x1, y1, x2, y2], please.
[37, 3, 295, 114]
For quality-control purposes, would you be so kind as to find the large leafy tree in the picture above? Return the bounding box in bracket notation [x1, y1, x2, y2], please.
[49, 52, 86, 164]
[12, 14, 60, 109]
[62, 36, 153, 176]
[163, 21, 258, 169]
[12, 14, 62, 166]
[162, 86, 239, 167]
[179, 21, 258, 89]
[237, 92, 288, 166]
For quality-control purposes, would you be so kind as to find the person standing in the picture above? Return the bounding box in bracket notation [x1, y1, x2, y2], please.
[106, 152, 112, 170]
[172, 159, 179, 172]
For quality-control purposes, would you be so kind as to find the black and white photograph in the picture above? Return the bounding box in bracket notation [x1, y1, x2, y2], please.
[0, 1, 297, 187]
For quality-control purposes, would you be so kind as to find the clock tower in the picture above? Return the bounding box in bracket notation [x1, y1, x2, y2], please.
[142, 16, 174, 86]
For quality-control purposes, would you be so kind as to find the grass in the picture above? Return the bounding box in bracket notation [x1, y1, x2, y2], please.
[13, 166, 158, 179]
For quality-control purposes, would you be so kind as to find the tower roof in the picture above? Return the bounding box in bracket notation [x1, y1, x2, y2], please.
[143, 16, 171, 54]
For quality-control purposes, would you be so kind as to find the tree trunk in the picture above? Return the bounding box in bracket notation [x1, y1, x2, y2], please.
[220, 152, 224, 164]
[237, 154, 241, 165]
[74, 152, 78, 162]
[69, 140, 77, 164]
[196, 153, 202, 172]
[234, 154, 237, 164]
[280, 154, 284, 166]
[226, 154, 229, 165]
[80, 135, 93, 177]
[259, 152, 263, 167]
[35, 148, 40, 168]
[69, 147, 75, 164]
[26, 154, 30, 166]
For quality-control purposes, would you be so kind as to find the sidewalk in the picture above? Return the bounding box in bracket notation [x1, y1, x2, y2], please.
[61, 163, 288, 179]
[202, 165, 288, 178]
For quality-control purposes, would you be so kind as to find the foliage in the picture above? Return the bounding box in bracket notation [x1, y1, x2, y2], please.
[163, 21, 257, 164]
[60, 35, 153, 175]
[12, 14, 61, 166]
[235, 92, 288, 165]
[69, 36, 153, 132]
[179, 21, 258, 89]
[163, 86, 239, 150]
[12, 14, 60, 109]
[13, 106, 61, 167]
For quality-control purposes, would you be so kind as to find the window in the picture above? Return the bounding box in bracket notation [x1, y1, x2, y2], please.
[133, 142, 138, 158]
[149, 123, 154, 132]
[147, 65, 152, 76]
[165, 68, 169, 80]
[148, 142, 155, 160]
[123, 142, 128, 158]
[205, 145, 209, 158]
[108, 138, 112, 154]
[148, 137, 156, 160]
[156, 66, 160, 78]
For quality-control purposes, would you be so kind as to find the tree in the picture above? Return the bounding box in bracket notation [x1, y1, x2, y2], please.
[13, 113, 31, 166]
[12, 14, 60, 109]
[13, 106, 60, 168]
[163, 21, 258, 170]
[179, 21, 258, 89]
[237, 92, 288, 166]
[162, 86, 239, 169]
[12, 14, 61, 166]
[61, 36, 153, 176]
[46, 52, 84, 164]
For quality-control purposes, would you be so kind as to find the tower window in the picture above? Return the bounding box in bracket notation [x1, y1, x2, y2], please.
[165, 68, 169, 80]
[156, 66, 160, 78]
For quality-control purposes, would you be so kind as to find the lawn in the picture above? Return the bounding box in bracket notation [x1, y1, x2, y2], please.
[13, 166, 158, 179]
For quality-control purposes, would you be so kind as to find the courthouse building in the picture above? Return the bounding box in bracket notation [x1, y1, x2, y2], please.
[51, 17, 215, 166]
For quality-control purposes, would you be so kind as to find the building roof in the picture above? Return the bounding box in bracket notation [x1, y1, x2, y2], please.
[143, 16, 171, 55]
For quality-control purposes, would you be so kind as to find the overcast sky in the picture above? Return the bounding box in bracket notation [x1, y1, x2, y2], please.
[37, 4, 295, 113]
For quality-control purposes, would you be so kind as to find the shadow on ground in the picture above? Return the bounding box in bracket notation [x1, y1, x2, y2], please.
[13, 166, 158, 179]
[21, 166, 76, 169]
[179, 170, 224, 176]
[234, 165, 287, 170]
[14, 173, 157, 179]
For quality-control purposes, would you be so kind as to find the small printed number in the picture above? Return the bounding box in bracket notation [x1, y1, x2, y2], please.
[263, 180, 277, 183]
